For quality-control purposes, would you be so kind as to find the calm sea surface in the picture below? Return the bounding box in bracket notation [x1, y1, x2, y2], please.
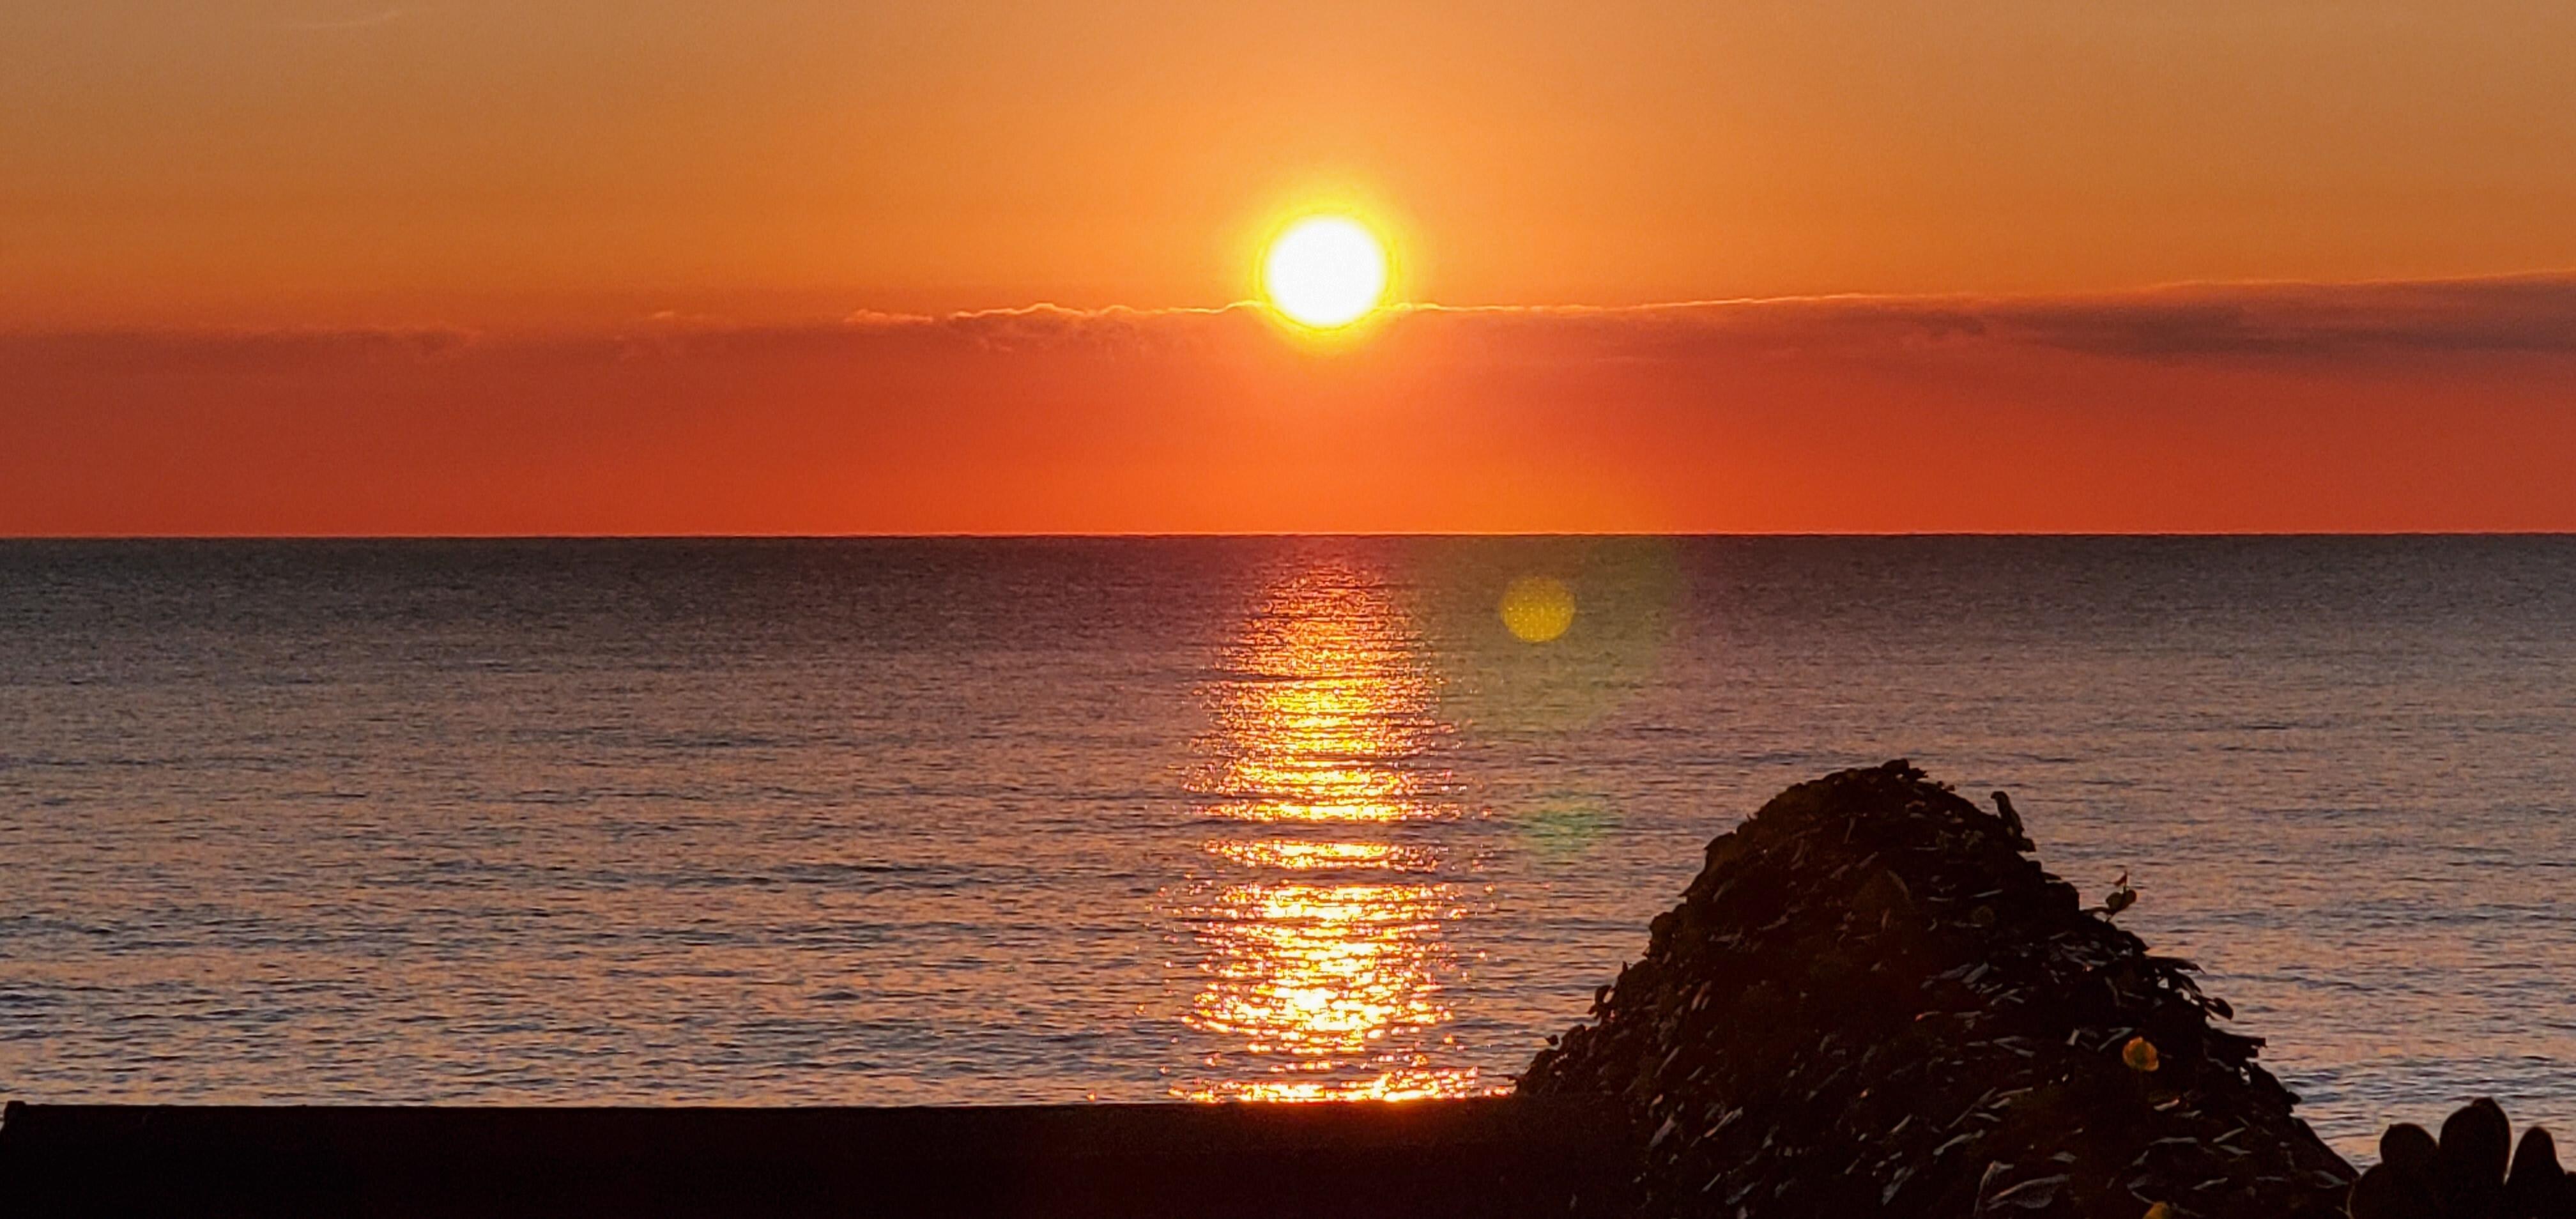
[4, 537, 2573, 1158]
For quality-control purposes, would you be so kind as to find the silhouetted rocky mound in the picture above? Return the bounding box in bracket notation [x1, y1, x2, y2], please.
[1518, 761, 2354, 1218]
[2353, 1099, 2576, 1219]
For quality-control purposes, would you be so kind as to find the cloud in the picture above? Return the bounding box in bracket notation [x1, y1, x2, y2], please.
[1950, 275, 2576, 358]
[1395, 272, 2576, 363]
[8, 274, 2575, 535]
[813, 271, 2576, 364]
[832, 302, 1257, 354]
[6, 273, 2573, 373]
[0, 325, 476, 373]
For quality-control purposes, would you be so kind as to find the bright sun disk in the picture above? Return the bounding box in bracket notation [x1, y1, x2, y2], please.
[1262, 217, 1388, 329]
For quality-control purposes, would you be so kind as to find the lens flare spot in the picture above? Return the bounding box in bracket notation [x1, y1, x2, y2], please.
[1521, 799, 1615, 862]
[1498, 576, 1576, 643]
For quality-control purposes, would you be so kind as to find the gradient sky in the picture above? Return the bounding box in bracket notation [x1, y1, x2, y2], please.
[6, 1, 2575, 533]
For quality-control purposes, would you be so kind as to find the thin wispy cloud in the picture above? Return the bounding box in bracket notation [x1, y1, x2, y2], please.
[1394, 273, 2576, 362]
[10, 273, 2575, 369]
[803, 272, 2576, 363]
[11, 273, 2576, 537]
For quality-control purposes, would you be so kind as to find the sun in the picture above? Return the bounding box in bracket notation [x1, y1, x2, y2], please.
[1262, 216, 1389, 329]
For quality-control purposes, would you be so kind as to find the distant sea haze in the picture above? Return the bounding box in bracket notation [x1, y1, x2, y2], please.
[4, 536, 2572, 1158]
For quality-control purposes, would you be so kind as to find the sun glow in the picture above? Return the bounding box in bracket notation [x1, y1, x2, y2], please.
[1261, 216, 1389, 329]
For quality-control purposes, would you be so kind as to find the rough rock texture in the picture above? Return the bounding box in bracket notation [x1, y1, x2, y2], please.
[2352, 1099, 2576, 1219]
[1518, 761, 2354, 1218]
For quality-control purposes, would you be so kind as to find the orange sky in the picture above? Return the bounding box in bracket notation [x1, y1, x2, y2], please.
[5, 2, 2575, 533]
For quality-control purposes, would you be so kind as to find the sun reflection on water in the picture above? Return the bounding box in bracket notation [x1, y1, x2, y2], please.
[1170, 562, 1493, 1101]
[1206, 839, 1438, 872]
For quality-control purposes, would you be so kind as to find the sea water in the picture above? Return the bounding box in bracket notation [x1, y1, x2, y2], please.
[4, 537, 2572, 1158]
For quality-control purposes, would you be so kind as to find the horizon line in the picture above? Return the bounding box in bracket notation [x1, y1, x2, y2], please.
[8, 530, 2575, 542]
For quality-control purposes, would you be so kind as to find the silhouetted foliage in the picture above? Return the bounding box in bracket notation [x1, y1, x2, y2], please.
[1519, 760, 2353, 1218]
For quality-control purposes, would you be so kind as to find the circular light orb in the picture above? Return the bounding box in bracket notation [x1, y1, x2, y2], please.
[1262, 216, 1388, 329]
[1499, 576, 1576, 643]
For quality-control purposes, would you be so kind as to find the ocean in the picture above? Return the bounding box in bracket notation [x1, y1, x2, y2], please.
[4, 536, 2572, 1159]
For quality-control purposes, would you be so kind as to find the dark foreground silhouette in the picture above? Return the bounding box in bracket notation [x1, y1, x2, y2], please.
[2352, 1098, 2576, 1219]
[0, 1098, 1627, 1217]
[1521, 760, 2355, 1217]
